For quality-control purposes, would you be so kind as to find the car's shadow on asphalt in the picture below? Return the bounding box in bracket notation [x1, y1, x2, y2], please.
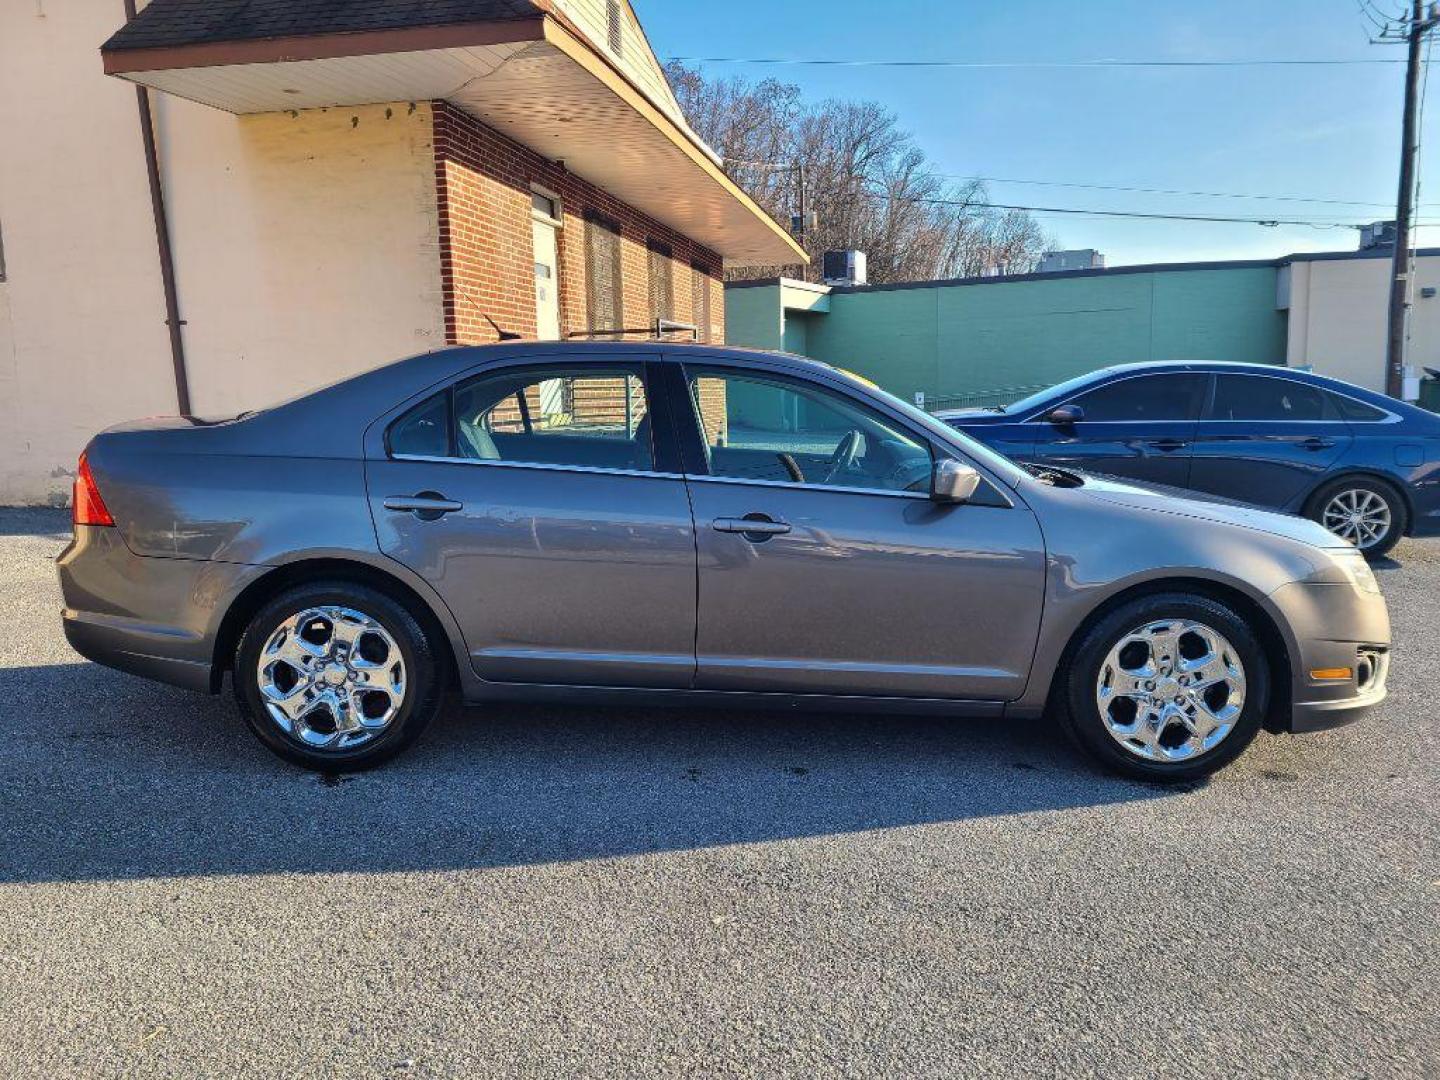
[0, 661, 1186, 884]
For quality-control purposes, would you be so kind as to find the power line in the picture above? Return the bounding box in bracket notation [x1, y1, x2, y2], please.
[842, 186, 1440, 228]
[943, 173, 1440, 210]
[667, 55, 1407, 69]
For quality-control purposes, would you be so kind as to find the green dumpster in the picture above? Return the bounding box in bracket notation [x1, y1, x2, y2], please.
[1420, 378, 1440, 414]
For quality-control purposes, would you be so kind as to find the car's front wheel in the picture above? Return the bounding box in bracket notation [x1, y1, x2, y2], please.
[1305, 476, 1406, 560]
[1061, 593, 1270, 782]
[233, 581, 444, 772]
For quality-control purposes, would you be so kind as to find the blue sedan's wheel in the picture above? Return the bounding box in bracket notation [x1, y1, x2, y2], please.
[1306, 477, 1406, 560]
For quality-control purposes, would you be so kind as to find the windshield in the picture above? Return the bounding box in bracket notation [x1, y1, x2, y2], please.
[1001, 369, 1112, 417]
[828, 368, 1027, 486]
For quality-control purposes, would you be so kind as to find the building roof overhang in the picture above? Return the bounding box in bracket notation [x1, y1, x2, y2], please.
[101, 10, 806, 267]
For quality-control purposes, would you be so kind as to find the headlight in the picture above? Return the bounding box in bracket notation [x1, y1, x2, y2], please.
[1330, 549, 1381, 595]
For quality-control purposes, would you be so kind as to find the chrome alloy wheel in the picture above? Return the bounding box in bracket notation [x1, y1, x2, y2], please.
[1321, 488, 1393, 551]
[256, 606, 406, 751]
[1095, 619, 1246, 763]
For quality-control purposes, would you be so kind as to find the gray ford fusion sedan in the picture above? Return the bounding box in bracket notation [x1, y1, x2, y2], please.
[58, 342, 1390, 780]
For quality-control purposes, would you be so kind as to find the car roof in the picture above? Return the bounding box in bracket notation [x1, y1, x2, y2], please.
[1046, 360, 1397, 399]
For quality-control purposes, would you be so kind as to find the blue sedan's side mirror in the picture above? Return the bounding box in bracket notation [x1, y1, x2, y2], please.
[1046, 404, 1084, 426]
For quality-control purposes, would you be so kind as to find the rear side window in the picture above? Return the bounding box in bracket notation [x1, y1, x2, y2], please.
[452, 365, 653, 471]
[389, 392, 450, 457]
[1210, 375, 1335, 422]
[1068, 374, 1206, 422]
[1328, 392, 1389, 422]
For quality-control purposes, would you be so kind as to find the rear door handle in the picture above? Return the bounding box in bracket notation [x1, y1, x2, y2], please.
[1300, 437, 1336, 451]
[1147, 438, 1188, 452]
[384, 492, 463, 520]
[713, 515, 791, 539]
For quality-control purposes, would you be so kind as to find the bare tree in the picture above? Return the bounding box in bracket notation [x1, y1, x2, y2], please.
[667, 62, 1050, 283]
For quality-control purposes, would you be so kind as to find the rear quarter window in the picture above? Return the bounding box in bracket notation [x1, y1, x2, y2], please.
[389, 392, 450, 457]
[1328, 392, 1389, 422]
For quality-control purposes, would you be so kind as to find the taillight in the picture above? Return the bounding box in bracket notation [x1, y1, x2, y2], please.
[73, 451, 115, 527]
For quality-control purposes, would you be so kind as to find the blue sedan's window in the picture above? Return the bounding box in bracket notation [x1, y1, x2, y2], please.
[1329, 392, 1388, 422]
[1070, 374, 1207, 422]
[1211, 375, 1334, 422]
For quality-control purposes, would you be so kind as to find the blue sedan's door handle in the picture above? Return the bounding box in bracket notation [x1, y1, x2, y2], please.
[1300, 437, 1336, 451]
[1147, 438, 1188, 452]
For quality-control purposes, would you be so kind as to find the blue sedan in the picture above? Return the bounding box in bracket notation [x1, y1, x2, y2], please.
[939, 361, 1440, 558]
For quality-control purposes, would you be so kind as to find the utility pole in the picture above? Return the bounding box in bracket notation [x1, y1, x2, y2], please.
[1386, 0, 1440, 399]
[795, 161, 807, 245]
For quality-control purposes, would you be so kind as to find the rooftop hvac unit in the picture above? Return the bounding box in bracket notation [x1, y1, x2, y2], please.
[822, 250, 867, 286]
[1359, 221, 1397, 250]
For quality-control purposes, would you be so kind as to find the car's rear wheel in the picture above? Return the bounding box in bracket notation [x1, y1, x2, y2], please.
[233, 581, 443, 772]
[1305, 476, 1406, 560]
[1061, 593, 1270, 782]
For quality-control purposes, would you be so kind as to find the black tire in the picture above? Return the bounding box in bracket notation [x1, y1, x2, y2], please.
[1060, 593, 1271, 783]
[233, 581, 443, 772]
[1304, 475, 1407, 560]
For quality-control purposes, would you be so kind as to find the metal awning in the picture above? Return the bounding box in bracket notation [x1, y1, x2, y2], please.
[102, 14, 805, 267]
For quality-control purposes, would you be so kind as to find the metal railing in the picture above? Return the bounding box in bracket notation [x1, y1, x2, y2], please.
[923, 383, 1052, 412]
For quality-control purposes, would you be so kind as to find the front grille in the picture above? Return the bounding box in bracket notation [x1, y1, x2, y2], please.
[1356, 647, 1388, 693]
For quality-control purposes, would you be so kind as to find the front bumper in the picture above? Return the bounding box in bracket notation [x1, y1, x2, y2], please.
[57, 525, 265, 693]
[1268, 580, 1391, 733]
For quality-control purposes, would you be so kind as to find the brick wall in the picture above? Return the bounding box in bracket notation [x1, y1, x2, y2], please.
[432, 100, 725, 347]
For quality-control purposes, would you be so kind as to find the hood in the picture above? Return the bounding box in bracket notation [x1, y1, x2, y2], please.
[1074, 473, 1342, 549]
[935, 408, 1014, 427]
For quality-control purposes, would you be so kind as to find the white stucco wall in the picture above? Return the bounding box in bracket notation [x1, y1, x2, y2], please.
[1283, 253, 1440, 394]
[0, 1, 176, 505]
[153, 99, 446, 417]
[0, 2, 446, 504]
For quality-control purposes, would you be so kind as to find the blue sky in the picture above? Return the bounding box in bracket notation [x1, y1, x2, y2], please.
[637, 0, 1440, 267]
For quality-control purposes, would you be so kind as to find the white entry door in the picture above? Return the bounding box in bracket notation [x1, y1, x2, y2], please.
[532, 218, 561, 341]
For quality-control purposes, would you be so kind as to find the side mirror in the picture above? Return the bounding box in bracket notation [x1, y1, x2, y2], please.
[931, 458, 982, 504]
[1046, 404, 1084, 426]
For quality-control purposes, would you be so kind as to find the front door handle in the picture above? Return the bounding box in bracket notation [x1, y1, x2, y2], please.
[713, 515, 791, 540]
[384, 492, 463, 521]
[1300, 437, 1336, 451]
[1147, 438, 1188, 452]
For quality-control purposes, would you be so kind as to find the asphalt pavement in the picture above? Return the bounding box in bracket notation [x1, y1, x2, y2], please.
[1, 507, 1436, 1078]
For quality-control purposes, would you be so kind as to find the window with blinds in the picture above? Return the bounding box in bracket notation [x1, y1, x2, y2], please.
[648, 240, 673, 328]
[690, 263, 710, 343]
[584, 213, 622, 333]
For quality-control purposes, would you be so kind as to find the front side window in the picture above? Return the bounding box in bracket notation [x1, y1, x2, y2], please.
[1068, 373, 1207, 422]
[685, 367, 932, 493]
[1210, 374, 1333, 422]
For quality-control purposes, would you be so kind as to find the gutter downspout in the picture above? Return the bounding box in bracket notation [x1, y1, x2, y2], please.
[123, 0, 191, 415]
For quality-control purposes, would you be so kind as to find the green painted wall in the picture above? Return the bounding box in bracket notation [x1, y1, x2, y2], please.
[782, 311, 812, 354]
[727, 266, 1288, 408]
[724, 284, 784, 351]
